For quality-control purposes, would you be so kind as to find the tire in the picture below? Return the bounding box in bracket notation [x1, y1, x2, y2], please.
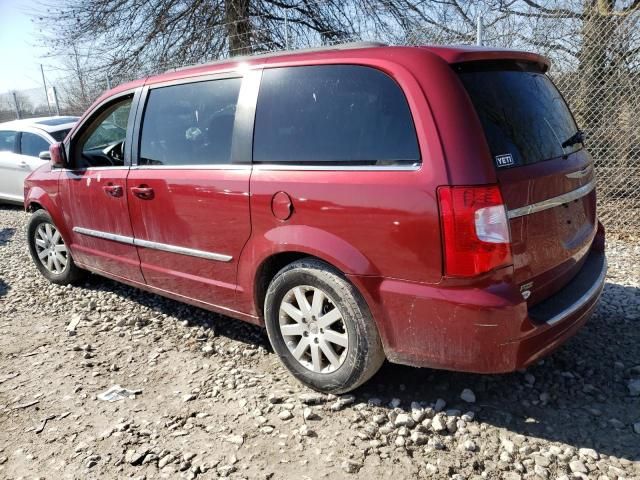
[264, 258, 385, 394]
[27, 209, 85, 285]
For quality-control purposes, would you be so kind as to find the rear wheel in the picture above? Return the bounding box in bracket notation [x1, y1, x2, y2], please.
[27, 210, 85, 285]
[264, 258, 385, 394]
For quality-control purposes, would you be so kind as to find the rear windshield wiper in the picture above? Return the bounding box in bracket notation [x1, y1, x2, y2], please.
[561, 130, 585, 148]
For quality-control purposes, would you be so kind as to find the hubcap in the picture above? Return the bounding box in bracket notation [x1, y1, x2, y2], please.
[279, 285, 349, 373]
[34, 223, 68, 275]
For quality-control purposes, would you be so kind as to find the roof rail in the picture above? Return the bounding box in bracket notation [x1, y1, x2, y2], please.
[166, 41, 388, 73]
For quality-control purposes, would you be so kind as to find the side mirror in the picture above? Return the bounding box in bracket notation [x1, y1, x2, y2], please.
[38, 150, 51, 161]
[49, 142, 67, 168]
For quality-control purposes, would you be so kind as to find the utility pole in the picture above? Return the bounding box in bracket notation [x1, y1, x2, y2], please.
[49, 86, 61, 116]
[476, 16, 484, 46]
[11, 91, 21, 119]
[40, 64, 52, 114]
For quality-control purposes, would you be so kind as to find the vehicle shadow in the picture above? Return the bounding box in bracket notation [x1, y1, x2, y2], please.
[0, 227, 16, 247]
[82, 274, 639, 462]
[81, 274, 270, 349]
[361, 281, 640, 463]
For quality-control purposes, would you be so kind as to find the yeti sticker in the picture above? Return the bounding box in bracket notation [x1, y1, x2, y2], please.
[495, 153, 515, 168]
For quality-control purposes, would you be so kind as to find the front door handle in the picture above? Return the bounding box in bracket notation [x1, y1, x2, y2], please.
[103, 184, 123, 197]
[131, 185, 154, 200]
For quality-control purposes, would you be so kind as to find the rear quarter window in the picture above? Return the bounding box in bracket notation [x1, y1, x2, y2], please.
[456, 63, 581, 168]
[253, 65, 420, 166]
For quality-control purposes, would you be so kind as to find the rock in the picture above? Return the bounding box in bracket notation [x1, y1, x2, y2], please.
[182, 393, 196, 402]
[633, 421, 640, 434]
[434, 398, 446, 412]
[431, 414, 447, 432]
[578, 447, 599, 460]
[502, 473, 521, 480]
[158, 454, 174, 468]
[268, 393, 285, 404]
[225, 434, 244, 446]
[461, 439, 477, 452]
[303, 407, 320, 420]
[394, 413, 415, 428]
[628, 378, 640, 396]
[126, 448, 149, 466]
[410, 431, 428, 446]
[278, 410, 293, 421]
[569, 460, 588, 474]
[299, 392, 326, 405]
[460, 388, 476, 403]
[534, 455, 551, 467]
[501, 439, 516, 454]
[299, 425, 315, 437]
[534, 465, 549, 479]
[330, 394, 355, 411]
[341, 459, 362, 474]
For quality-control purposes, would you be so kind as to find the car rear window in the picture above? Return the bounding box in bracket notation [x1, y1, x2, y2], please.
[139, 78, 241, 166]
[253, 65, 420, 166]
[456, 62, 581, 169]
[50, 128, 71, 142]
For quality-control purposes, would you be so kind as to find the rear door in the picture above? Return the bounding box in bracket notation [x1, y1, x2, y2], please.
[126, 73, 255, 310]
[10, 130, 51, 197]
[0, 130, 20, 201]
[456, 62, 596, 305]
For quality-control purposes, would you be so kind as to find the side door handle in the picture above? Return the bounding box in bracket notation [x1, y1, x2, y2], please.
[19, 160, 30, 169]
[131, 185, 154, 200]
[102, 184, 123, 197]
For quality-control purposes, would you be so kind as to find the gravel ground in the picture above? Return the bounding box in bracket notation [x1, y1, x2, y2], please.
[1, 204, 639, 480]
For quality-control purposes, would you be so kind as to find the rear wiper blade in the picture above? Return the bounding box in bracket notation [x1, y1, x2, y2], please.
[561, 130, 585, 148]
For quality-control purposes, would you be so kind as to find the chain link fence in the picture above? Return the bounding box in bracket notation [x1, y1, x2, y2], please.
[3, 3, 638, 233]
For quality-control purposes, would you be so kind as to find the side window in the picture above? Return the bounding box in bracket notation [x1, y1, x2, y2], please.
[0, 131, 17, 153]
[139, 78, 242, 166]
[20, 132, 50, 158]
[76, 97, 132, 168]
[253, 65, 420, 166]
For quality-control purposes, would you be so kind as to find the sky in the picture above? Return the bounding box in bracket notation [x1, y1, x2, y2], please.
[0, 0, 64, 94]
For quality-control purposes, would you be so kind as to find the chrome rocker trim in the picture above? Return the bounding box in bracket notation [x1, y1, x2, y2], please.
[73, 227, 232, 262]
[507, 180, 595, 219]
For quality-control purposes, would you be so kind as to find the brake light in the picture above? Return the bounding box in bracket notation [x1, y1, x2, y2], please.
[437, 185, 512, 277]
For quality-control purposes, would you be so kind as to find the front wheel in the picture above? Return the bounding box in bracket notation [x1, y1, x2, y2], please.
[264, 258, 385, 394]
[27, 209, 85, 285]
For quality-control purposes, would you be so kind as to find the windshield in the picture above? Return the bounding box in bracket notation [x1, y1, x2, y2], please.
[457, 63, 581, 169]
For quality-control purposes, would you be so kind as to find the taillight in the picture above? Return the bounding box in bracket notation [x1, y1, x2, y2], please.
[437, 185, 512, 277]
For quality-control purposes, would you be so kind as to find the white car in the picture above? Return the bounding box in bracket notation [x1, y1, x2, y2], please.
[0, 116, 78, 203]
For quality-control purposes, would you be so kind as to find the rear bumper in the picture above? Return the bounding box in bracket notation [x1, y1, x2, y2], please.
[350, 248, 606, 373]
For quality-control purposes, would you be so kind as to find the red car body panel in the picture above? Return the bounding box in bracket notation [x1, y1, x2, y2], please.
[24, 44, 606, 373]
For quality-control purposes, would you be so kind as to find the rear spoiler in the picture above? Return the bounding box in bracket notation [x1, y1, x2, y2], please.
[425, 46, 550, 73]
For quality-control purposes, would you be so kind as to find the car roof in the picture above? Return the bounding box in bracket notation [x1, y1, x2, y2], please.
[0, 116, 79, 134]
[147, 43, 550, 86]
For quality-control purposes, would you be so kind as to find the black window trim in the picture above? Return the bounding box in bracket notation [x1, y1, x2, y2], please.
[250, 63, 422, 171]
[63, 87, 142, 171]
[131, 70, 256, 169]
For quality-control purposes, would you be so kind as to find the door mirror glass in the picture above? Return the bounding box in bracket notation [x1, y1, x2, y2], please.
[49, 142, 67, 168]
[39, 150, 51, 160]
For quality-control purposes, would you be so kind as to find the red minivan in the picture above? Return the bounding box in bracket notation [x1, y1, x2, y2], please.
[24, 43, 606, 393]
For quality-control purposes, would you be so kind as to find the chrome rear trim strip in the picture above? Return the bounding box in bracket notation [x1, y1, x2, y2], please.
[72, 227, 232, 262]
[134, 238, 232, 262]
[546, 257, 607, 326]
[507, 180, 595, 219]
